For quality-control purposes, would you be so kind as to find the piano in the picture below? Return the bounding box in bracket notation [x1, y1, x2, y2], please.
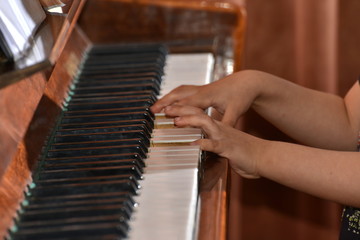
[0, 0, 245, 239]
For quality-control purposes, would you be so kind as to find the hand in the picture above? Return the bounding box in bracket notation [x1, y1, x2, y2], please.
[151, 70, 264, 126]
[167, 105, 264, 179]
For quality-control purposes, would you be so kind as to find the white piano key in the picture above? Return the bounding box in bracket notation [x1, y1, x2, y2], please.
[158, 53, 214, 98]
[127, 53, 214, 240]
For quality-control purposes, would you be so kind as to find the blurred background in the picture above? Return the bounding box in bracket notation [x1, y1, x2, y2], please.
[228, 0, 360, 239]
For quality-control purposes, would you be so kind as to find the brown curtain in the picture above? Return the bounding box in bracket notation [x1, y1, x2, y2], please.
[227, 0, 360, 239]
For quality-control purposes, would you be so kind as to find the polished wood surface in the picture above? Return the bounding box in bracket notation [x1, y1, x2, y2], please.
[78, 0, 246, 71]
[0, 1, 87, 237]
[0, 1, 246, 238]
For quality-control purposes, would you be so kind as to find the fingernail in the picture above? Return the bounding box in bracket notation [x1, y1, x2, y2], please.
[164, 106, 171, 112]
[174, 117, 181, 123]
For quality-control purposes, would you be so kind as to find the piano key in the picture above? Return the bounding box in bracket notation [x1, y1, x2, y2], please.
[44, 152, 144, 165]
[10, 223, 129, 240]
[11, 45, 213, 240]
[69, 89, 156, 100]
[60, 109, 154, 125]
[79, 66, 164, 78]
[55, 124, 152, 137]
[68, 93, 157, 104]
[36, 165, 143, 181]
[126, 53, 214, 240]
[46, 144, 147, 159]
[33, 173, 140, 188]
[53, 130, 150, 145]
[88, 43, 167, 55]
[42, 158, 145, 172]
[158, 53, 214, 98]
[26, 179, 139, 199]
[59, 118, 153, 130]
[23, 191, 135, 208]
[50, 138, 146, 150]
[72, 77, 161, 89]
[83, 55, 165, 68]
[65, 99, 155, 111]
[71, 82, 161, 95]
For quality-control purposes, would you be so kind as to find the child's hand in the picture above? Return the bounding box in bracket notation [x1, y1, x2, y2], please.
[151, 70, 263, 127]
[166, 104, 264, 179]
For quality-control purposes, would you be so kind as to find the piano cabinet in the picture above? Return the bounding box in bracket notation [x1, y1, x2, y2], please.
[0, 0, 246, 239]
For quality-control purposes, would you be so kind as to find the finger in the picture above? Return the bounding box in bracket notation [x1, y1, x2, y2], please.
[164, 105, 204, 117]
[150, 85, 199, 113]
[191, 139, 221, 155]
[174, 114, 219, 139]
[222, 108, 239, 127]
[176, 90, 213, 110]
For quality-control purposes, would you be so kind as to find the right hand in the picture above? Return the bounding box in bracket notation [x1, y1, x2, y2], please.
[151, 70, 264, 126]
[171, 106, 264, 179]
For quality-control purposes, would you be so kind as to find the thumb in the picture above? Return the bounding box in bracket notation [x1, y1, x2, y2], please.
[192, 139, 220, 155]
[222, 107, 239, 127]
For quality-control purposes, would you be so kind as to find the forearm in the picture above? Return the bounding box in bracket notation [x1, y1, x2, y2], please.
[257, 139, 360, 207]
[247, 71, 358, 150]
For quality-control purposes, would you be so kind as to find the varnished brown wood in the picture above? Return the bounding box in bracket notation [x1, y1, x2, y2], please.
[0, 6, 90, 237]
[78, 0, 246, 71]
[0, 0, 246, 238]
[199, 155, 229, 240]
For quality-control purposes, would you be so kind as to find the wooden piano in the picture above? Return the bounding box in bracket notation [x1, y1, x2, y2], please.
[0, 0, 245, 239]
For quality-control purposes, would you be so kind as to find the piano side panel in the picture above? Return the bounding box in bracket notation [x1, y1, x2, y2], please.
[0, 26, 91, 239]
[199, 155, 229, 240]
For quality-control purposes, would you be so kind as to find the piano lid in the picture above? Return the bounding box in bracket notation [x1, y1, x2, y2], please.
[0, 0, 85, 89]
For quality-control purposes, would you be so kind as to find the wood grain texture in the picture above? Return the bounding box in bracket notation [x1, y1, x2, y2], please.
[0, 1, 245, 239]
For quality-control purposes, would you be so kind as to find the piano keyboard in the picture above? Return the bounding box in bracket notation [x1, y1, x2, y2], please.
[7, 44, 214, 240]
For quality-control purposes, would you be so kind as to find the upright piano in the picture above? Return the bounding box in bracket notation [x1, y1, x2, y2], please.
[0, 0, 245, 239]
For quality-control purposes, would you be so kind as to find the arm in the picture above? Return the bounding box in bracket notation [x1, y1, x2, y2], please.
[173, 112, 360, 208]
[153, 70, 360, 150]
[251, 72, 360, 151]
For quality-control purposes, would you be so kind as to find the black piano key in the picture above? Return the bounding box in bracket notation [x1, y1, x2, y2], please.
[15, 214, 130, 234]
[76, 71, 162, 83]
[24, 191, 135, 208]
[11, 221, 129, 240]
[76, 71, 162, 84]
[33, 173, 140, 188]
[83, 56, 165, 70]
[50, 138, 146, 150]
[42, 158, 145, 173]
[69, 90, 156, 101]
[69, 93, 157, 104]
[36, 165, 142, 181]
[60, 110, 154, 125]
[54, 124, 151, 137]
[22, 195, 134, 214]
[87, 43, 167, 57]
[28, 177, 139, 197]
[43, 152, 146, 171]
[71, 82, 160, 95]
[65, 99, 155, 111]
[45, 146, 146, 161]
[58, 118, 153, 131]
[62, 107, 155, 119]
[44, 152, 143, 164]
[10, 43, 168, 239]
[75, 76, 161, 87]
[52, 131, 150, 149]
[79, 66, 164, 78]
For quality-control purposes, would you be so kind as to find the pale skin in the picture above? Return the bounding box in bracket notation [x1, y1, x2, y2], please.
[150, 69, 360, 208]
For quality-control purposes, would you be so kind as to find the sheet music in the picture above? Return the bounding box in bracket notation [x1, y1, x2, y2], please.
[0, 0, 46, 61]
